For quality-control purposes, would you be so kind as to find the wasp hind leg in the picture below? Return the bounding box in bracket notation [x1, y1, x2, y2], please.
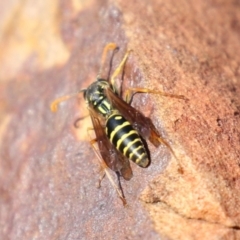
[88, 137, 105, 188]
[89, 137, 127, 206]
[116, 171, 126, 202]
[123, 87, 188, 104]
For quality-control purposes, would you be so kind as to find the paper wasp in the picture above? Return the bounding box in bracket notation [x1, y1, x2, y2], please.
[50, 43, 186, 205]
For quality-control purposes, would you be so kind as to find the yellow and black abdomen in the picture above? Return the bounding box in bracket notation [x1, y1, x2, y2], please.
[105, 114, 149, 168]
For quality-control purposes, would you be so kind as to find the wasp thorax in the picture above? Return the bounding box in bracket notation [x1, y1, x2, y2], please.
[84, 79, 113, 116]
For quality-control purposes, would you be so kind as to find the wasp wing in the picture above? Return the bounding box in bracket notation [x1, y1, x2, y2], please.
[89, 108, 133, 180]
[105, 87, 162, 147]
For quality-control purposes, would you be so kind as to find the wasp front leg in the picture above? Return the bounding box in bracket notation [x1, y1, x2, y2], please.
[98, 42, 119, 80]
[110, 49, 132, 95]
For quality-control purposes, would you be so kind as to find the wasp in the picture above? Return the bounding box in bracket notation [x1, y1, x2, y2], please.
[50, 43, 186, 205]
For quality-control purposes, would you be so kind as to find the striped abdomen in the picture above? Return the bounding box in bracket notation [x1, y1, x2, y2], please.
[105, 114, 149, 168]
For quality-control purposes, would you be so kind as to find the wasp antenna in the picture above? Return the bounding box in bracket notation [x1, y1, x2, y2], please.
[50, 89, 86, 112]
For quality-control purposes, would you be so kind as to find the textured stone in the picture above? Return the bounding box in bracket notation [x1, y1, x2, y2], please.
[0, 0, 240, 239]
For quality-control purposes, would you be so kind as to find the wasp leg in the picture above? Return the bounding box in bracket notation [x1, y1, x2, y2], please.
[160, 137, 184, 173]
[89, 138, 107, 188]
[88, 137, 106, 188]
[123, 87, 188, 104]
[74, 115, 90, 128]
[97, 169, 106, 189]
[116, 171, 126, 201]
[110, 49, 132, 94]
[98, 42, 119, 79]
[88, 134, 127, 205]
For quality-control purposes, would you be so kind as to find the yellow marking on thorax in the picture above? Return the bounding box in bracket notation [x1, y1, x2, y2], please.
[102, 100, 111, 109]
[94, 95, 103, 106]
[97, 99, 111, 114]
[98, 106, 107, 114]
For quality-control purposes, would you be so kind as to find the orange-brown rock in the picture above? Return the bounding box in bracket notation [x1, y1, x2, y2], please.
[0, 0, 240, 239]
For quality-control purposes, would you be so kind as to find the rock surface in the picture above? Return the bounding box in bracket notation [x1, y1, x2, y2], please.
[0, 0, 240, 239]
